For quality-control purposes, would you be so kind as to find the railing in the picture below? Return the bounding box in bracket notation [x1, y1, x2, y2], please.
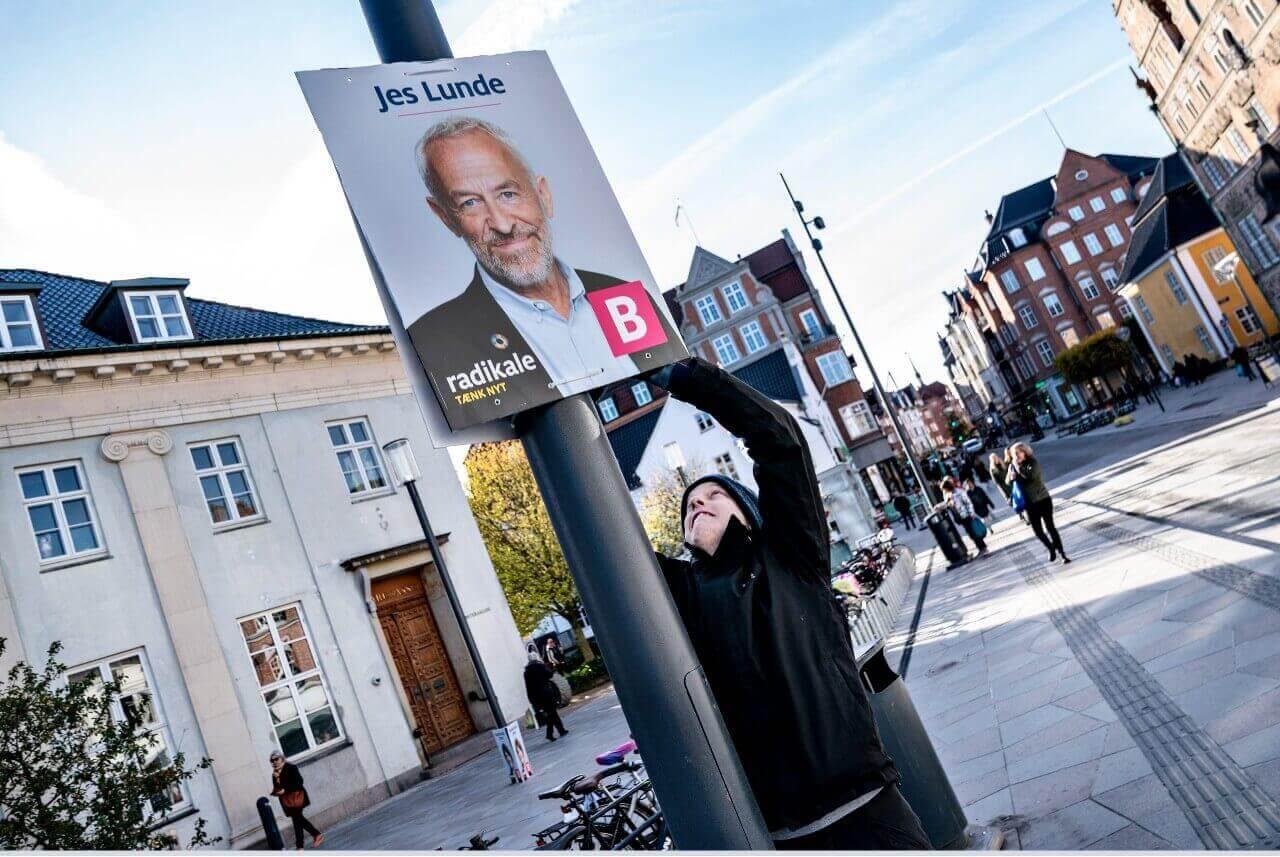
[846, 548, 917, 649]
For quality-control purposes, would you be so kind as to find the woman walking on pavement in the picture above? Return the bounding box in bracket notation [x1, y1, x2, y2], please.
[1007, 442, 1070, 564]
[524, 651, 568, 741]
[270, 750, 323, 850]
[964, 476, 995, 533]
[941, 476, 989, 556]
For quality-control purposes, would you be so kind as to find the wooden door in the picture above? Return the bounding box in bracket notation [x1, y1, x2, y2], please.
[374, 572, 475, 754]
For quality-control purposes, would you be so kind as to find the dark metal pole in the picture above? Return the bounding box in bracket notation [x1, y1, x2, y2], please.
[356, 1, 770, 848]
[516, 398, 771, 849]
[405, 479, 506, 727]
[780, 173, 937, 504]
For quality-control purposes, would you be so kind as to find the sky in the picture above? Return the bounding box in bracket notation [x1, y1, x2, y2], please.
[0, 0, 1172, 390]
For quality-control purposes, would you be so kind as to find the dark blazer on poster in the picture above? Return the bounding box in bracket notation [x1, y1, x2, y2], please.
[407, 267, 682, 430]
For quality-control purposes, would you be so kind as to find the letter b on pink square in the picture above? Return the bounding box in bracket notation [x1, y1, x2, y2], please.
[587, 281, 668, 356]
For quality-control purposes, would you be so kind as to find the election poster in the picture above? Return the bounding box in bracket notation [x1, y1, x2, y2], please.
[297, 52, 686, 442]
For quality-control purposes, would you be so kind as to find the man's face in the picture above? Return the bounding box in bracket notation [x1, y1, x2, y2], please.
[683, 482, 748, 555]
[424, 130, 555, 291]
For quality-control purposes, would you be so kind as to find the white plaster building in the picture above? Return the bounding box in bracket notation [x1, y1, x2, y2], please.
[0, 270, 528, 846]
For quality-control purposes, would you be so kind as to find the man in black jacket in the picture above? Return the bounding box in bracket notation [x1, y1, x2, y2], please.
[649, 358, 930, 850]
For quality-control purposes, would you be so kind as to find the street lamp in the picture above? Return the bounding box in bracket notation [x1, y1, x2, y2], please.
[663, 442, 690, 488]
[780, 174, 937, 505]
[381, 439, 509, 737]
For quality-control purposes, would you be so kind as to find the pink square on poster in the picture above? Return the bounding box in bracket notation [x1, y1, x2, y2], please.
[586, 280, 669, 356]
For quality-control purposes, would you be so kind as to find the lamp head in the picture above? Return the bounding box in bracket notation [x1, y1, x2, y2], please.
[382, 438, 420, 486]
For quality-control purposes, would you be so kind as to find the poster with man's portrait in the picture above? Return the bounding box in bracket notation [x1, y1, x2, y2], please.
[298, 52, 686, 441]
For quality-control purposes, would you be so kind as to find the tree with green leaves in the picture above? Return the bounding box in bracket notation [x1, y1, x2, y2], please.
[0, 639, 216, 850]
[465, 442, 594, 661]
[639, 471, 687, 558]
[1053, 330, 1132, 387]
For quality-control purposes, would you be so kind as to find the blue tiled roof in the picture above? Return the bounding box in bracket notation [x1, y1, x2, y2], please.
[733, 348, 803, 402]
[0, 269, 386, 355]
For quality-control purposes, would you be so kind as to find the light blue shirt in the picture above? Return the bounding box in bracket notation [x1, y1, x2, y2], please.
[479, 260, 637, 396]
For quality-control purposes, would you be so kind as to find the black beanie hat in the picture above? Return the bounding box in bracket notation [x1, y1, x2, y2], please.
[679, 474, 763, 531]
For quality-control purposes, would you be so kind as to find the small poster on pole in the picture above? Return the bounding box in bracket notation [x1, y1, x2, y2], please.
[297, 52, 686, 444]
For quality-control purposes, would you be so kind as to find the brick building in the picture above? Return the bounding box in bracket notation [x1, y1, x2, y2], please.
[1114, 0, 1280, 310]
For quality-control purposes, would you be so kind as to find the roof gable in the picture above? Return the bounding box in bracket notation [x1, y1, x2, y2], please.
[1052, 150, 1125, 206]
[683, 247, 737, 292]
[1131, 153, 1194, 225]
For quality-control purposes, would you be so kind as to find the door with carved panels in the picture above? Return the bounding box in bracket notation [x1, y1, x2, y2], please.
[374, 572, 475, 754]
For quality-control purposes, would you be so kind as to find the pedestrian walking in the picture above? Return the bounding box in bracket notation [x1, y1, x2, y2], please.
[891, 493, 917, 530]
[1232, 345, 1257, 382]
[542, 636, 563, 671]
[964, 477, 995, 533]
[524, 652, 568, 741]
[270, 750, 323, 850]
[941, 477, 989, 556]
[648, 357, 930, 850]
[1006, 442, 1069, 564]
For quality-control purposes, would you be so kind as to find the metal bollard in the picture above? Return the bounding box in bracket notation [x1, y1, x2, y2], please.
[857, 641, 972, 850]
[256, 796, 284, 850]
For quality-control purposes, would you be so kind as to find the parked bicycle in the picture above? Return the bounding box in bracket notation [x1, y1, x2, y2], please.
[532, 741, 669, 850]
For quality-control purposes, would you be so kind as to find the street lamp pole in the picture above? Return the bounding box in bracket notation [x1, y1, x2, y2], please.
[780, 173, 936, 504]
[383, 440, 506, 728]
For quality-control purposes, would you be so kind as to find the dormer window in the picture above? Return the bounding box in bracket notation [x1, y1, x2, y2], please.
[127, 292, 191, 342]
[0, 295, 42, 352]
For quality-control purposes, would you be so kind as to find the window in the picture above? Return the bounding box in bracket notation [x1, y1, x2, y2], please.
[721, 280, 749, 314]
[1000, 325, 1016, 346]
[1096, 310, 1117, 328]
[1102, 267, 1122, 291]
[1110, 187, 1127, 204]
[1195, 324, 1216, 354]
[631, 382, 652, 407]
[1239, 213, 1280, 267]
[1226, 125, 1253, 161]
[1016, 355, 1035, 381]
[67, 653, 187, 816]
[1193, 76, 1211, 101]
[1216, 143, 1241, 177]
[694, 294, 722, 326]
[1035, 340, 1055, 368]
[1135, 294, 1155, 323]
[1075, 169, 1090, 181]
[798, 308, 823, 339]
[840, 401, 877, 438]
[1024, 258, 1046, 281]
[740, 320, 767, 354]
[1208, 33, 1232, 73]
[1060, 241, 1082, 264]
[598, 397, 618, 422]
[1068, 206, 1085, 222]
[19, 462, 103, 563]
[711, 333, 740, 364]
[1104, 224, 1125, 247]
[326, 419, 389, 497]
[1243, 0, 1265, 27]
[1042, 293, 1065, 318]
[1175, 113, 1190, 135]
[1164, 269, 1189, 304]
[240, 605, 343, 759]
[714, 453, 739, 480]
[1118, 301, 1134, 320]
[1018, 305, 1039, 330]
[1185, 0, 1203, 24]
[1078, 275, 1100, 300]
[1236, 304, 1263, 334]
[126, 292, 191, 342]
[1202, 154, 1227, 190]
[1247, 97, 1273, 140]
[1083, 233, 1104, 256]
[695, 411, 714, 432]
[1000, 270, 1021, 293]
[0, 295, 42, 352]
[1009, 228, 1028, 248]
[816, 351, 853, 386]
[1203, 246, 1232, 281]
[1090, 196, 1106, 213]
[1161, 343, 1177, 365]
[189, 439, 261, 526]
[1061, 326, 1080, 347]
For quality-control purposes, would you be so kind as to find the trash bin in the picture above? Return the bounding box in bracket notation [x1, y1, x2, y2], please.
[926, 509, 969, 569]
[858, 641, 969, 850]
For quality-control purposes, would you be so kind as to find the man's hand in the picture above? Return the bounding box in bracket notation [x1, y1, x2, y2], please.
[643, 358, 695, 391]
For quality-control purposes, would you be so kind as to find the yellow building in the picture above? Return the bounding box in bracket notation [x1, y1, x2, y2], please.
[1119, 154, 1280, 376]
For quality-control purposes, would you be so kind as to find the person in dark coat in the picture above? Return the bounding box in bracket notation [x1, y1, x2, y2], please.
[649, 358, 929, 851]
[1007, 442, 1069, 564]
[270, 750, 323, 850]
[891, 493, 917, 529]
[524, 652, 568, 740]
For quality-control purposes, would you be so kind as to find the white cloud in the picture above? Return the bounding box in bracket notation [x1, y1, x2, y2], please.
[455, 0, 581, 55]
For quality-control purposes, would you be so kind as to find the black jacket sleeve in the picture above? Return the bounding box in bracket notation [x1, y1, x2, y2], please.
[665, 358, 829, 578]
[281, 763, 304, 792]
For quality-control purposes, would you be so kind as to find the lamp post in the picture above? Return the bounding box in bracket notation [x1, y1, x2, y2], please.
[780, 174, 936, 505]
[381, 439, 507, 732]
[663, 442, 690, 488]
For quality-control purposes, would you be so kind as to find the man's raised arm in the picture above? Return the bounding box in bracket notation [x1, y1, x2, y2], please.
[655, 358, 829, 576]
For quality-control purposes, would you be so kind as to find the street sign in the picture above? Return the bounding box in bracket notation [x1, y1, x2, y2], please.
[297, 52, 686, 444]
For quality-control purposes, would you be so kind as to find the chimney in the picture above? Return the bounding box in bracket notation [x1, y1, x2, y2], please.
[984, 210, 994, 225]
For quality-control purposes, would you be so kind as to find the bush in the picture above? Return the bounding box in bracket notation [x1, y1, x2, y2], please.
[565, 659, 611, 693]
